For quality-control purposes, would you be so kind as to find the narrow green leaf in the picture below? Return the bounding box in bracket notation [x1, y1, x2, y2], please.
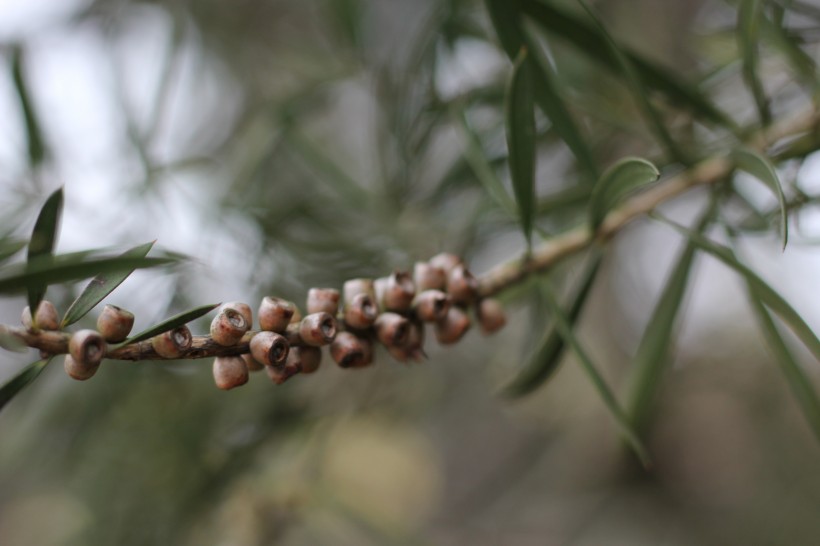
[485, 0, 599, 180]
[732, 148, 789, 249]
[738, 0, 771, 125]
[589, 157, 659, 231]
[520, 0, 735, 129]
[762, 15, 819, 91]
[453, 107, 517, 216]
[122, 303, 220, 346]
[625, 203, 715, 433]
[0, 239, 27, 264]
[0, 358, 51, 413]
[0, 254, 173, 295]
[505, 48, 537, 247]
[749, 286, 820, 443]
[502, 254, 602, 398]
[61, 241, 156, 327]
[577, 1, 686, 164]
[11, 45, 46, 168]
[26, 187, 64, 318]
[656, 216, 820, 361]
[540, 280, 651, 467]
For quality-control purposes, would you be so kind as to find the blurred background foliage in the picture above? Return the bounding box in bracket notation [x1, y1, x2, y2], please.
[2, 0, 820, 544]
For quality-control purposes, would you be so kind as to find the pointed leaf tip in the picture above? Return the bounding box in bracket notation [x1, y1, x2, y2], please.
[589, 157, 660, 231]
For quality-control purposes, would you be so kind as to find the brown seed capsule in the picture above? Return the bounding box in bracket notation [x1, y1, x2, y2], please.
[242, 353, 265, 372]
[374, 312, 410, 348]
[477, 298, 507, 334]
[298, 312, 337, 346]
[249, 331, 290, 368]
[378, 271, 416, 312]
[331, 332, 374, 368]
[447, 264, 479, 305]
[63, 354, 99, 381]
[435, 306, 471, 345]
[413, 262, 447, 291]
[344, 293, 378, 330]
[68, 329, 107, 366]
[388, 320, 425, 363]
[291, 346, 322, 374]
[429, 252, 462, 275]
[221, 302, 252, 329]
[210, 307, 249, 346]
[213, 356, 249, 390]
[151, 326, 193, 358]
[413, 290, 451, 322]
[306, 288, 340, 316]
[258, 297, 296, 333]
[22, 300, 60, 331]
[265, 363, 294, 385]
[96, 304, 135, 342]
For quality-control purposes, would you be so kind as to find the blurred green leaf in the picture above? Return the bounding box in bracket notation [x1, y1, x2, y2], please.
[502, 254, 602, 398]
[520, 0, 735, 129]
[485, 0, 599, 180]
[0, 239, 27, 264]
[122, 303, 220, 346]
[738, 0, 771, 125]
[762, 15, 819, 91]
[26, 187, 63, 320]
[0, 358, 51, 414]
[11, 45, 46, 169]
[749, 287, 820, 443]
[453, 107, 517, 216]
[625, 202, 715, 433]
[589, 157, 659, 231]
[577, 1, 685, 164]
[0, 254, 172, 295]
[61, 241, 157, 328]
[732, 148, 789, 249]
[505, 47, 537, 247]
[539, 280, 651, 467]
[657, 216, 820, 361]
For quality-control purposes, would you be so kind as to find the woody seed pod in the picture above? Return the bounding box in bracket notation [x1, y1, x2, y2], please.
[446, 264, 479, 305]
[379, 271, 416, 312]
[413, 290, 451, 322]
[210, 306, 249, 346]
[221, 302, 252, 328]
[22, 300, 60, 331]
[477, 298, 507, 334]
[96, 304, 135, 342]
[429, 252, 462, 275]
[213, 356, 249, 390]
[435, 306, 471, 345]
[242, 353, 265, 372]
[298, 312, 337, 346]
[306, 288, 340, 316]
[151, 326, 193, 358]
[344, 293, 378, 330]
[413, 262, 446, 291]
[250, 331, 290, 368]
[374, 312, 410, 348]
[258, 297, 296, 333]
[387, 320, 425, 363]
[69, 329, 107, 366]
[331, 332, 373, 368]
[64, 354, 99, 381]
[265, 363, 295, 385]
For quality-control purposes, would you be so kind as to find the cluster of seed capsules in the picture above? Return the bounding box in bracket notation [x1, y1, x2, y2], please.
[20, 253, 507, 390]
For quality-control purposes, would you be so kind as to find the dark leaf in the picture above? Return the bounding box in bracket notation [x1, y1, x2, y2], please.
[0, 239, 27, 264]
[738, 0, 771, 125]
[0, 358, 51, 414]
[122, 303, 220, 346]
[502, 254, 602, 397]
[26, 187, 63, 318]
[589, 157, 659, 231]
[732, 147, 789, 249]
[61, 241, 157, 327]
[11, 45, 46, 168]
[505, 47, 537, 247]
